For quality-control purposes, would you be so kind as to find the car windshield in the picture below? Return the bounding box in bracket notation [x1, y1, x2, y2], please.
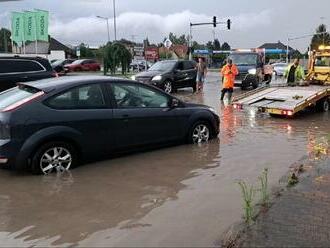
[0, 85, 42, 110]
[229, 54, 258, 66]
[72, 60, 84, 65]
[315, 56, 330, 67]
[149, 61, 176, 71]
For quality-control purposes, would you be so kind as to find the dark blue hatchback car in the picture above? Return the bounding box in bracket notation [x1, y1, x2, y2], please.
[0, 76, 219, 174]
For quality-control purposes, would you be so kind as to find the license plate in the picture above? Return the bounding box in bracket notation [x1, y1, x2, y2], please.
[267, 108, 282, 115]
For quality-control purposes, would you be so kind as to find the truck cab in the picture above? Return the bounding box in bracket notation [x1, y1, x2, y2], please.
[228, 51, 268, 90]
[307, 46, 330, 84]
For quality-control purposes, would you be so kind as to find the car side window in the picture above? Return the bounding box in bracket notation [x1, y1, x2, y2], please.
[47, 84, 106, 109]
[0, 60, 45, 74]
[111, 83, 169, 108]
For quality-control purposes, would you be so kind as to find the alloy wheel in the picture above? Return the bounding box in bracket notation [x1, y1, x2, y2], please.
[192, 124, 210, 144]
[164, 81, 172, 93]
[40, 147, 72, 175]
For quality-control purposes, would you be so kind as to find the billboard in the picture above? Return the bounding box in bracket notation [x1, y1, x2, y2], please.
[145, 47, 159, 61]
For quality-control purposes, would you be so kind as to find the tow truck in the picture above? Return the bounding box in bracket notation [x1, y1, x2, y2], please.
[232, 46, 330, 117]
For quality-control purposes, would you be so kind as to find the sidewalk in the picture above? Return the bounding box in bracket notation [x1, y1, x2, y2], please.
[237, 158, 330, 247]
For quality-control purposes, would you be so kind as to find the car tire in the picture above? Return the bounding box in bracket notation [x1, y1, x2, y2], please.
[31, 141, 77, 175]
[163, 80, 173, 94]
[192, 84, 197, 93]
[188, 121, 211, 144]
[316, 98, 330, 112]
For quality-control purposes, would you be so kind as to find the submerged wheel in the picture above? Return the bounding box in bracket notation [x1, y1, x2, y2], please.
[188, 122, 211, 144]
[31, 142, 77, 175]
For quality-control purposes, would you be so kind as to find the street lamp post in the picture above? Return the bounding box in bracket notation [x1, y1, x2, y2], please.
[113, 0, 117, 41]
[97, 15, 110, 43]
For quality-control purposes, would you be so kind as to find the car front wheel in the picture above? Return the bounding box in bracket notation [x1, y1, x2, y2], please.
[163, 80, 173, 93]
[188, 121, 211, 144]
[31, 142, 77, 175]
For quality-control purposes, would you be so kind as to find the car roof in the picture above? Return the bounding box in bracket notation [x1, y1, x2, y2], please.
[21, 76, 128, 93]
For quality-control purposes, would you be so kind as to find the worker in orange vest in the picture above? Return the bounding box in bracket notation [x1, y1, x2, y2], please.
[221, 58, 239, 102]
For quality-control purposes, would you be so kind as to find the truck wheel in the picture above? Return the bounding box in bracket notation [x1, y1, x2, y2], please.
[316, 99, 329, 112]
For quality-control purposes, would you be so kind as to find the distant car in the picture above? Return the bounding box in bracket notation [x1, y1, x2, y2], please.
[130, 61, 149, 72]
[51, 59, 76, 74]
[0, 56, 57, 92]
[0, 76, 219, 174]
[64, 59, 101, 72]
[132, 60, 197, 93]
[272, 63, 288, 76]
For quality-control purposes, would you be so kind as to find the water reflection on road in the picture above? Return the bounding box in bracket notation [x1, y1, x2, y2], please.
[0, 73, 329, 247]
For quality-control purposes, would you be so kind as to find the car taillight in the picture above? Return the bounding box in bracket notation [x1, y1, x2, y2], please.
[2, 91, 45, 112]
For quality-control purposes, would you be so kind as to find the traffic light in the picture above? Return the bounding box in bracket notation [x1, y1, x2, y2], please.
[213, 16, 217, 27]
[227, 19, 231, 30]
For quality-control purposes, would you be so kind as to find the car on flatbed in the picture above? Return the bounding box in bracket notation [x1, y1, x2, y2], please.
[0, 76, 219, 174]
[0, 56, 57, 92]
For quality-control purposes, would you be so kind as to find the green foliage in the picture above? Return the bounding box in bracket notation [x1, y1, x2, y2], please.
[104, 42, 132, 75]
[221, 42, 231, 51]
[214, 39, 221, 50]
[238, 181, 255, 224]
[311, 24, 330, 50]
[258, 168, 269, 207]
[168, 32, 188, 45]
[78, 43, 96, 58]
[0, 28, 12, 52]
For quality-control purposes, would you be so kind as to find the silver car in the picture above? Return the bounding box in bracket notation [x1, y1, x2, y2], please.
[272, 62, 288, 76]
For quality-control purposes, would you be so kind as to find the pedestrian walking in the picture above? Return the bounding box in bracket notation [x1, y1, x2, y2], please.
[221, 58, 238, 102]
[196, 57, 207, 93]
[284, 58, 305, 86]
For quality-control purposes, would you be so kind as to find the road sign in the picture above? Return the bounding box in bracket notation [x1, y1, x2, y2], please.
[134, 45, 145, 61]
[164, 38, 172, 49]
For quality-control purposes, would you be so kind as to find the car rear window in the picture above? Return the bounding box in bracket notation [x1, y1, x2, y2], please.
[0, 85, 42, 110]
[0, 60, 45, 73]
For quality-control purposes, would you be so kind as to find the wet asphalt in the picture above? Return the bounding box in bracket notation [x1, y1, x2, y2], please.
[0, 72, 330, 247]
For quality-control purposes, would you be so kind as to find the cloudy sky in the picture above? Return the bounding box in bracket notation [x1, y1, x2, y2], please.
[1, 0, 329, 51]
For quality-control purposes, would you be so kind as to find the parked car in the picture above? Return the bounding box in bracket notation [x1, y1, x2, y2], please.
[272, 62, 288, 76]
[132, 60, 197, 93]
[0, 76, 219, 174]
[130, 60, 149, 72]
[51, 59, 76, 74]
[0, 56, 57, 92]
[64, 59, 101, 72]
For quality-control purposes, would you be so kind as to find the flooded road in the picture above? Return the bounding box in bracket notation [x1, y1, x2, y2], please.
[0, 72, 330, 247]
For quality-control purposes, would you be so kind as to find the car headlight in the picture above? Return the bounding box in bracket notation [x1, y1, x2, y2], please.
[152, 75, 162, 81]
[131, 75, 136, 81]
[248, 68, 257, 75]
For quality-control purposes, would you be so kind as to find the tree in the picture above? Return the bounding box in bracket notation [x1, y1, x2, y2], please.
[214, 39, 221, 50]
[79, 43, 96, 58]
[310, 24, 330, 50]
[221, 42, 231, 51]
[0, 28, 12, 53]
[206, 41, 214, 50]
[168, 33, 188, 45]
[104, 42, 132, 75]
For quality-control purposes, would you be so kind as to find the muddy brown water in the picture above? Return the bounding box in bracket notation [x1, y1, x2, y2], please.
[0, 73, 329, 247]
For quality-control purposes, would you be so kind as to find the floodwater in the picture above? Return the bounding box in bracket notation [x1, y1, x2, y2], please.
[0, 72, 330, 247]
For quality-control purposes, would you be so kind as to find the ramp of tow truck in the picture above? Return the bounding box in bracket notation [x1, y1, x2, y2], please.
[233, 85, 330, 115]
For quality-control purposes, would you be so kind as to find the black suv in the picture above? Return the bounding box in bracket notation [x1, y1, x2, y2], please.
[0, 56, 57, 92]
[133, 60, 197, 93]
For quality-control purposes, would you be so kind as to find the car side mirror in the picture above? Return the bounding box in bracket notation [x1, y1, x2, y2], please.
[170, 98, 180, 108]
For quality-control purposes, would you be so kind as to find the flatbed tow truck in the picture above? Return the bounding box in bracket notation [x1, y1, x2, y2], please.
[232, 46, 330, 117]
